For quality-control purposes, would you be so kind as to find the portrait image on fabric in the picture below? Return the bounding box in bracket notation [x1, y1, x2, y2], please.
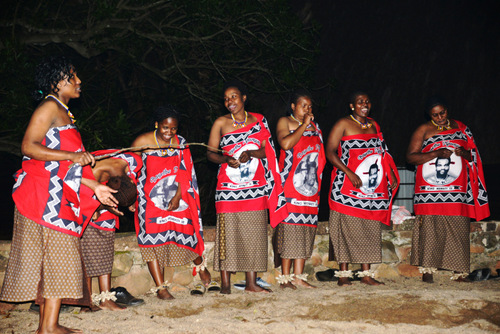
[422, 154, 460, 186]
[293, 152, 319, 197]
[224, 143, 260, 184]
[149, 175, 189, 212]
[357, 155, 382, 194]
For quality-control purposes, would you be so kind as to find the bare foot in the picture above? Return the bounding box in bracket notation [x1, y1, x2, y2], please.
[99, 299, 126, 311]
[157, 288, 174, 300]
[79, 304, 101, 313]
[360, 277, 385, 286]
[199, 268, 211, 286]
[220, 285, 231, 294]
[245, 284, 272, 293]
[293, 279, 316, 288]
[279, 282, 297, 290]
[36, 324, 83, 334]
[422, 273, 434, 283]
[454, 277, 471, 283]
[337, 277, 352, 286]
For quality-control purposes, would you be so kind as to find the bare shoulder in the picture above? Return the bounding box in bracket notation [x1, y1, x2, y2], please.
[132, 131, 155, 147]
[30, 99, 63, 126]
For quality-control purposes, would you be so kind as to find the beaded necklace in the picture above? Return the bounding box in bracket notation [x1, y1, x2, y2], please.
[431, 119, 452, 131]
[46, 94, 76, 124]
[350, 114, 372, 129]
[231, 111, 247, 128]
[290, 114, 312, 128]
[154, 130, 175, 156]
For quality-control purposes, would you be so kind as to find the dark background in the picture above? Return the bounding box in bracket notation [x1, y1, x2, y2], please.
[1, 0, 498, 239]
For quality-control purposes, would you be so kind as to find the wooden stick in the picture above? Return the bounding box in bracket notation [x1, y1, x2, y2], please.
[93, 143, 226, 161]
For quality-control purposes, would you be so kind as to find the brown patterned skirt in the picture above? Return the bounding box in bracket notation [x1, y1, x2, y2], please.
[410, 215, 470, 273]
[0, 208, 90, 306]
[81, 225, 115, 277]
[274, 223, 316, 260]
[214, 210, 268, 272]
[140, 244, 198, 269]
[328, 210, 382, 264]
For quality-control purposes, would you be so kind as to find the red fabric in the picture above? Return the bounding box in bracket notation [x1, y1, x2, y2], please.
[329, 120, 399, 226]
[279, 122, 326, 227]
[12, 126, 98, 237]
[413, 120, 489, 220]
[215, 113, 288, 227]
[134, 137, 204, 256]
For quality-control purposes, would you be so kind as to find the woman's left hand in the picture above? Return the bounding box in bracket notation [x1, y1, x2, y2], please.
[455, 147, 472, 162]
[94, 184, 119, 207]
[238, 150, 253, 163]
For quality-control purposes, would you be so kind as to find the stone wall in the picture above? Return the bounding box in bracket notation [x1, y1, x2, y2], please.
[0, 220, 499, 297]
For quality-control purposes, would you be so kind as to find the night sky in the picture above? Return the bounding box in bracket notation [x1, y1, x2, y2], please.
[0, 1, 498, 238]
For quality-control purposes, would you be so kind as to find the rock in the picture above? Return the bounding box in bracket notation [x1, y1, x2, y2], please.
[309, 252, 322, 267]
[113, 265, 153, 296]
[173, 269, 194, 286]
[470, 245, 485, 254]
[397, 264, 421, 277]
[374, 263, 400, 279]
[382, 241, 399, 262]
[395, 246, 412, 262]
[112, 252, 134, 276]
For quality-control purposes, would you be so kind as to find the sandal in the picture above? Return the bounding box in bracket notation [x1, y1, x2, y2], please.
[190, 284, 206, 296]
[206, 280, 221, 292]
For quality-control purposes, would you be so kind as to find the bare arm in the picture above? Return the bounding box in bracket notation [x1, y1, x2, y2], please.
[276, 114, 312, 151]
[326, 119, 362, 188]
[206, 117, 239, 167]
[238, 140, 266, 162]
[406, 125, 452, 165]
[167, 183, 182, 211]
[81, 178, 119, 208]
[22, 101, 95, 166]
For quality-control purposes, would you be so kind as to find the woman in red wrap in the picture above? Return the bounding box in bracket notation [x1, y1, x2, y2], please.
[207, 80, 287, 294]
[326, 92, 398, 287]
[132, 105, 213, 300]
[274, 89, 326, 289]
[0, 56, 118, 334]
[407, 96, 489, 283]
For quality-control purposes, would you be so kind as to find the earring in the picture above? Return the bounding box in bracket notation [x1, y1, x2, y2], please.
[351, 108, 354, 110]
[155, 124, 158, 129]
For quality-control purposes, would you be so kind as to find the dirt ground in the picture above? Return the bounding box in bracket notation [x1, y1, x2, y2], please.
[1, 274, 499, 334]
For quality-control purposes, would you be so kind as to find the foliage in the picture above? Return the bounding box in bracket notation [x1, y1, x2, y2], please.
[0, 0, 319, 225]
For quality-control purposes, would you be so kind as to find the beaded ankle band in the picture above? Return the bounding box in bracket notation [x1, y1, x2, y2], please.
[356, 270, 375, 278]
[295, 274, 308, 282]
[450, 273, 468, 281]
[92, 291, 117, 306]
[276, 274, 295, 284]
[191, 256, 207, 276]
[150, 281, 171, 295]
[334, 270, 353, 278]
[418, 267, 437, 274]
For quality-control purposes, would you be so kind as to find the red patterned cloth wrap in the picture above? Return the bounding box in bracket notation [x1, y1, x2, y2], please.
[279, 122, 326, 227]
[12, 124, 97, 237]
[215, 113, 288, 228]
[413, 120, 489, 220]
[329, 120, 399, 226]
[134, 135, 204, 256]
[87, 149, 142, 231]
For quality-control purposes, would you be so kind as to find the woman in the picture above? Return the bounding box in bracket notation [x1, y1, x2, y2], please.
[0, 56, 118, 334]
[407, 96, 489, 283]
[132, 105, 213, 299]
[207, 80, 287, 294]
[326, 92, 398, 286]
[274, 89, 326, 289]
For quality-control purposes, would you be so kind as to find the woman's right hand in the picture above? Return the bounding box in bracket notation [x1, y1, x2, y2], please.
[346, 170, 362, 188]
[226, 156, 240, 168]
[434, 148, 453, 159]
[71, 151, 95, 167]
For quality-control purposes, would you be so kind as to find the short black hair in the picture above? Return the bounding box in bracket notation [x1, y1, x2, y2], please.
[223, 79, 248, 97]
[288, 88, 312, 115]
[349, 91, 369, 105]
[106, 175, 138, 207]
[425, 95, 448, 113]
[153, 104, 180, 125]
[33, 56, 75, 101]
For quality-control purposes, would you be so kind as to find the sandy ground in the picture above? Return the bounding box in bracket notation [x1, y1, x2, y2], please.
[1, 274, 499, 334]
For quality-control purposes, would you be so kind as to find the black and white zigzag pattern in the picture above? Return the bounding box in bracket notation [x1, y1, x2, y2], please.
[284, 212, 318, 226]
[41, 125, 84, 234]
[93, 218, 116, 230]
[216, 186, 267, 201]
[421, 130, 467, 148]
[331, 137, 391, 210]
[139, 229, 199, 248]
